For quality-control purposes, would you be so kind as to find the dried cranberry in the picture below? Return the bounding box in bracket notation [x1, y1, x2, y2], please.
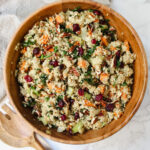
[116, 51, 121, 58]
[99, 19, 106, 25]
[98, 112, 104, 116]
[69, 128, 73, 135]
[73, 24, 80, 32]
[58, 100, 65, 108]
[114, 56, 117, 67]
[74, 112, 79, 120]
[95, 94, 103, 101]
[61, 114, 67, 121]
[69, 98, 75, 104]
[49, 60, 59, 67]
[24, 75, 33, 82]
[120, 62, 124, 68]
[33, 47, 40, 56]
[84, 110, 89, 115]
[59, 64, 65, 70]
[91, 39, 97, 44]
[78, 47, 84, 56]
[93, 10, 101, 16]
[78, 89, 84, 96]
[106, 103, 115, 112]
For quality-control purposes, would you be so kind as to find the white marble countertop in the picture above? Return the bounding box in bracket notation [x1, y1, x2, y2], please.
[0, 0, 150, 150]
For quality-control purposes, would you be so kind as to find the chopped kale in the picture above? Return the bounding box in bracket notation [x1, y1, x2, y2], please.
[88, 9, 94, 12]
[62, 50, 67, 56]
[54, 46, 58, 53]
[72, 6, 82, 12]
[40, 74, 47, 85]
[22, 37, 36, 47]
[23, 97, 36, 107]
[84, 78, 99, 86]
[72, 46, 79, 59]
[83, 46, 96, 60]
[122, 81, 127, 86]
[45, 97, 50, 101]
[116, 60, 121, 68]
[30, 86, 40, 96]
[84, 65, 92, 77]
[40, 54, 51, 59]
[64, 28, 74, 34]
[56, 95, 63, 101]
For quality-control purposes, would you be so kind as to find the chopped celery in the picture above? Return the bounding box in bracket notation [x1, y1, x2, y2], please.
[39, 117, 48, 125]
[30, 86, 39, 96]
[72, 121, 84, 134]
[84, 92, 91, 100]
[100, 25, 108, 31]
[72, 35, 84, 45]
[67, 87, 74, 96]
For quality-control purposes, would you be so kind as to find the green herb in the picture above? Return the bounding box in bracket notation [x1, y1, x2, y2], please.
[45, 97, 50, 101]
[56, 95, 63, 101]
[68, 42, 73, 47]
[72, 6, 81, 12]
[88, 9, 94, 12]
[40, 54, 51, 59]
[23, 97, 35, 107]
[122, 81, 127, 86]
[95, 41, 100, 46]
[108, 30, 116, 41]
[40, 54, 44, 59]
[23, 37, 36, 47]
[116, 45, 122, 50]
[54, 46, 58, 53]
[83, 46, 96, 60]
[48, 110, 53, 114]
[34, 79, 38, 84]
[84, 65, 92, 77]
[80, 108, 86, 113]
[51, 125, 57, 128]
[62, 50, 67, 56]
[84, 78, 99, 86]
[116, 60, 121, 68]
[40, 74, 47, 85]
[72, 47, 78, 59]
[30, 86, 39, 96]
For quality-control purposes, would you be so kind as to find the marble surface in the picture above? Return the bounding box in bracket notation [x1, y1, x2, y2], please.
[0, 0, 150, 150]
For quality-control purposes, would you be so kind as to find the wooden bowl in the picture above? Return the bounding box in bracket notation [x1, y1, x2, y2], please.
[4, 0, 148, 144]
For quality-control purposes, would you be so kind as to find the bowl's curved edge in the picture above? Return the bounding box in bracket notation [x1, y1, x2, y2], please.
[3, 0, 148, 144]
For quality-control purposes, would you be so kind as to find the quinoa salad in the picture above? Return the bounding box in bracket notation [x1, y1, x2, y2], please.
[15, 8, 136, 135]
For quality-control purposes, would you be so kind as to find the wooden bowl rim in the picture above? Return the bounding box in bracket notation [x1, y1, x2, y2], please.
[4, 0, 148, 144]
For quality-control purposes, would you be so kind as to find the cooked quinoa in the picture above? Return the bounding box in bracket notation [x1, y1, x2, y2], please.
[15, 8, 136, 134]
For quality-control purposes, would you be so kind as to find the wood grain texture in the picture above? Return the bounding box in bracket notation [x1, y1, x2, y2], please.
[3, 0, 148, 144]
[0, 104, 44, 150]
